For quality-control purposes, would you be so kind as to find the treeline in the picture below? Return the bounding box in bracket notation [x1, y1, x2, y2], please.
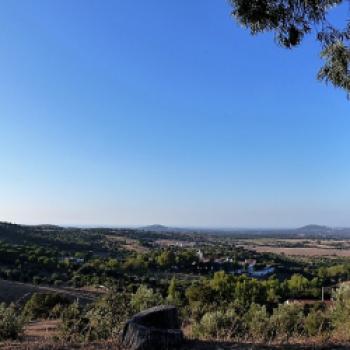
[0, 241, 198, 287]
[0, 222, 106, 252]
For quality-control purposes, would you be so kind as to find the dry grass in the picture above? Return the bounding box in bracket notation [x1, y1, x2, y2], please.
[24, 320, 59, 341]
[2, 322, 350, 350]
[0, 320, 122, 349]
[247, 246, 350, 257]
[106, 235, 149, 253]
[237, 238, 350, 258]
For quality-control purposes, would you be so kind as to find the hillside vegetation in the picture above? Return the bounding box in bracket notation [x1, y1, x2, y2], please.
[2, 223, 350, 348]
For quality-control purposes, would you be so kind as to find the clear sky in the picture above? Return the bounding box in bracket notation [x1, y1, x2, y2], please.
[0, 1, 349, 228]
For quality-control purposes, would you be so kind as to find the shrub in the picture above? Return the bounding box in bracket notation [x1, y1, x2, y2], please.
[304, 309, 330, 337]
[130, 285, 163, 312]
[166, 277, 182, 308]
[193, 308, 243, 340]
[60, 302, 88, 342]
[196, 311, 224, 338]
[85, 292, 131, 340]
[0, 303, 23, 341]
[59, 292, 131, 342]
[270, 304, 304, 342]
[22, 293, 71, 321]
[244, 303, 270, 341]
[331, 284, 350, 340]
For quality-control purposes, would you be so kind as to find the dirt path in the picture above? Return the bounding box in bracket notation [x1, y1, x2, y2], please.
[23, 320, 59, 341]
[0, 279, 98, 305]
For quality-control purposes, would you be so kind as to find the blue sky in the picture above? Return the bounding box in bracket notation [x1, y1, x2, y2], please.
[0, 1, 349, 227]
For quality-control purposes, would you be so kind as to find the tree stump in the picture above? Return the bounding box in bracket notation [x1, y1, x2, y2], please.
[121, 305, 183, 350]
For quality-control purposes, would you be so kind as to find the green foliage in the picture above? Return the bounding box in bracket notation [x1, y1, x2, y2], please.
[156, 250, 176, 268]
[59, 291, 131, 342]
[331, 283, 350, 339]
[194, 309, 240, 340]
[60, 302, 88, 342]
[167, 277, 182, 307]
[130, 285, 163, 312]
[304, 308, 330, 337]
[264, 277, 282, 304]
[270, 304, 304, 341]
[229, 0, 350, 95]
[287, 274, 310, 297]
[195, 311, 225, 339]
[244, 303, 270, 341]
[85, 292, 130, 340]
[0, 303, 23, 341]
[123, 255, 148, 272]
[22, 293, 70, 321]
[318, 35, 350, 94]
[210, 271, 231, 295]
[233, 275, 266, 309]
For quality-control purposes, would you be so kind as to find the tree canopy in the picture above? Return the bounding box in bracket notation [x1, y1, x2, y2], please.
[229, 0, 350, 95]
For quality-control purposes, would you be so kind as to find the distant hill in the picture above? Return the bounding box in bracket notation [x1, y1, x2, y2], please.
[28, 224, 65, 230]
[293, 225, 350, 237]
[138, 224, 171, 232]
[296, 224, 331, 232]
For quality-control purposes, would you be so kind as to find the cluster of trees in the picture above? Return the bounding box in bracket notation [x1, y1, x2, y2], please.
[186, 271, 322, 315]
[193, 302, 330, 342]
[0, 222, 105, 251]
[193, 283, 350, 342]
[122, 249, 198, 272]
[0, 240, 96, 285]
[318, 263, 350, 282]
[3, 274, 350, 344]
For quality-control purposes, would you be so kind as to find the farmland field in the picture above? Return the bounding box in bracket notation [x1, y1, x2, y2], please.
[239, 238, 350, 257]
[106, 234, 149, 253]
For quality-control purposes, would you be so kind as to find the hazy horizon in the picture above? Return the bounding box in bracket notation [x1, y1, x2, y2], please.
[1, 221, 343, 231]
[1, 1, 349, 227]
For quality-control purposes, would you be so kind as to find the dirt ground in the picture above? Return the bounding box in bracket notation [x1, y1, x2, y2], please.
[2, 341, 350, 350]
[106, 235, 149, 253]
[23, 320, 59, 342]
[2, 334, 350, 350]
[184, 340, 350, 349]
[237, 238, 350, 258]
[1, 318, 349, 350]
